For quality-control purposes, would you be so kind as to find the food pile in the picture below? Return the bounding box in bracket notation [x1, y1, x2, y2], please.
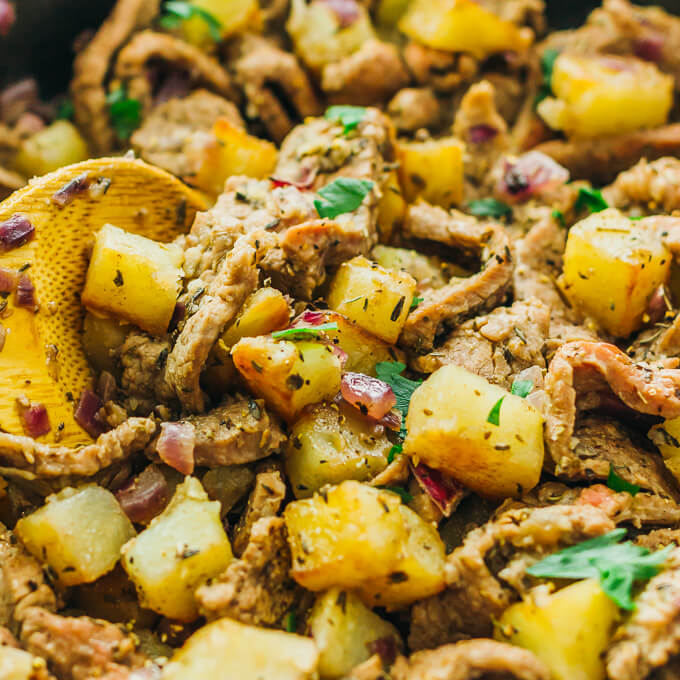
[3, 0, 680, 678]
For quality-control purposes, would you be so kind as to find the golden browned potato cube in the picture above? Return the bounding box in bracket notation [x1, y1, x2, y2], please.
[16, 485, 135, 586]
[309, 588, 402, 678]
[189, 118, 278, 196]
[397, 137, 465, 208]
[221, 287, 291, 348]
[377, 170, 406, 242]
[649, 417, 680, 483]
[356, 505, 446, 609]
[121, 477, 233, 621]
[399, 0, 533, 58]
[285, 481, 405, 591]
[232, 336, 342, 422]
[561, 210, 671, 337]
[327, 256, 416, 344]
[162, 618, 319, 680]
[496, 580, 620, 680]
[0, 646, 49, 680]
[285, 402, 391, 499]
[181, 0, 260, 46]
[404, 364, 544, 499]
[372, 245, 458, 289]
[82, 224, 184, 337]
[538, 53, 674, 138]
[13, 120, 89, 177]
[82, 312, 131, 374]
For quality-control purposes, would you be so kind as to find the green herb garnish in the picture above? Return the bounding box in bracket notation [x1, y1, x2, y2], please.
[527, 529, 672, 610]
[55, 99, 74, 120]
[387, 442, 403, 464]
[486, 397, 504, 426]
[467, 198, 512, 219]
[410, 295, 424, 311]
[284, 610, 297, 633]
[106, 87, 142, 141]
[552, 209, 565, 226]
[272, 322, 338, 340]
[575, 187, 608, 214]
[379, 486, 413, 503]
[510, 379, 533, 399]
[535, 48, 560, 107]
[607, 464, 641, 496]
[325, 105, 367, 134]
[314, 178, 374, 219]
[159, 1, 222, 41]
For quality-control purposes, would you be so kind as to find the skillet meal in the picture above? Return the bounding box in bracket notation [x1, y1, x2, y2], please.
[7, 0, 680, 678]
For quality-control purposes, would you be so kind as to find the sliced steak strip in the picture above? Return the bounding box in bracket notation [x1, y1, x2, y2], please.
[399, 203, 514, 353]
[197, 516, 298, 627]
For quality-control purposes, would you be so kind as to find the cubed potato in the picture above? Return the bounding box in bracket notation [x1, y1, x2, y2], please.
[181, 0, 260, 46]
[232, 336, 342, 422]
[309, 588, 402, 679]
[399, 0, 533, 58]
[188, 118, 278, 196]
[327, 256, 416, 344]
[221, 287, 291, 348]
[16, 485, 135, 586]
[0, 646, 48, 680]
[356, 504, 446, 609]
[561, 210, 671, 337]
[649, 417, 680, 483]
[162, 618, 319, 680]
[287, 0, 375, 72]
[404, 364, 544, 499]
[121, 476, 233, 621]
[13, 120, 90, 177]
[537, 53, 673, 138]
[286, 402, 391, 499]
[82, 312, 130, 374]
[377, 0, 411, 26]
[372, 245, 465, 289]
[377, 170, 406, 242]
[82, 224, 184, 337]
[496, 580, 620, 680]
[285, 481, 405, 591]
[299, 310, 404, 377]
[201, 465, 255, 517]
[396, 137, 465, 208]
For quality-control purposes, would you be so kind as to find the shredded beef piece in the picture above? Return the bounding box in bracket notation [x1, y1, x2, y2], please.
[0, 625, 19, 647]
[387, 88, 441, 134]
[399, 203, 514, 353]
[607, 548, 680, 680]
[403, 43, 479, 93]
[231, 34, 321, 144]
[197, 517, 298, 626]
[534, 124, 680, 185]
[409, 504, 614, 650]
[322, 40, 410, 106]
[231, 467, 286, 557]
[0, 418, 156, 479]
[637, 528, 680, 551]
[113, 30, 238, 116]
[71, 0, 160, 153]
[131, 90, 244, 178]
[166, 231, 275, 412]
[393, 639, 550, 680]
[544, 341, 680, 476]
[163, 398, 285, 467]
[0, 524, 56, 635]
[413, 298, 549, 386]
[21, 608, 148, 680]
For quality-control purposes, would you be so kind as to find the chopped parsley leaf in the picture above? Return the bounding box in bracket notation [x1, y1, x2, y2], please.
[467, 198, 512, 219]
[159, 1, 222, 41]
[271, 322, 338, 340]
[55, 99, 74, 120]
[486, 397, 504, 426]
[552, 209, 565, 226]
[284, 610, 297, 633]
[387, 442, 403, 464]
[535, 48, 560, 107]
[314, 178, 374, 219]
[607, 464, 641, 496]
[106, 87, 141, 141]
[410, 295, 424, 311]
[378, 486, 413, 503]
[325, 105, 367, 134]
[575, 187, 608, 214]
[510, 379, 533, 399]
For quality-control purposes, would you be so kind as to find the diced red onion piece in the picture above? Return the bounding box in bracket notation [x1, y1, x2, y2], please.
[74, 389, 105, 438]
[331, 344, 348, 368]
[17, 401, 51, 437]
[634, 34, 665, 62]
[154, 69, 192, 106]
[368, 636, 398, 666]
[50, 173, 90, 207]
[0, 0, 15, 38]
[413, 463, 465, 517]
[292, 310, 327, 327]
[0, 78, 37, 124]
[270, 165, 317, 190]
[115, 464, 170, 524]
[497, 151, 570, 203]
[156, 422, 195, 475]
[14, 112, 45, 137]
[97, 371, 117, 403]
[341, 372, 397, 420]
[0, 266, 17, 293]
[468, 124, 498, 144]
[376, 408, 401, 431]
[646, 285, 670, 325]
[15, 273, 36, 310]
[319, 0, 360, 28]
[169, 301, 186, 332]
[0, 214, 34, 252]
